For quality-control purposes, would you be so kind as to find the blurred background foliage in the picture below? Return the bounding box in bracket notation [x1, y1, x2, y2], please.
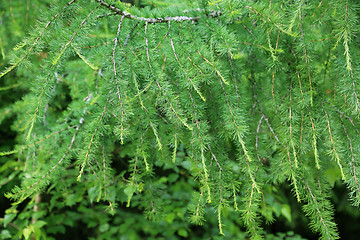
[1, 0, 360, 239]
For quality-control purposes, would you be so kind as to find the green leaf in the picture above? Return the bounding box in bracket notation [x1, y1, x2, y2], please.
[3, 214, 16, 227]
[22, 226, 33, 240]
[124, 185, 136, 197]
[33, 220, 47, 229]
[99, 223, 110, 232]
[281, 204, 292, 223]
[0, 230, 12, 239]
[88, 186, 98, 203]
[166, 212, 175, 223]
[324, 166, 341, 187]
[177, 228, 188, 238]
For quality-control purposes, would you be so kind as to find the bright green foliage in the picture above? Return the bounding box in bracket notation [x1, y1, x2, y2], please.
[1, 0, 360, 239]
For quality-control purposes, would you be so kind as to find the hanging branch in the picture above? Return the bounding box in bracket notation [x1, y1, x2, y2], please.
[8, 117, 83, 200]
[96, 0, 199, 23]
[112, 15, 126, 144]
[0, 0, 77, 79]
[323, 106, 346, 181]
[339, 114, 360, 198]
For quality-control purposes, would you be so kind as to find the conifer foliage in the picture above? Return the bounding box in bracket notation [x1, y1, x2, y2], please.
[1, 0, 360, 239]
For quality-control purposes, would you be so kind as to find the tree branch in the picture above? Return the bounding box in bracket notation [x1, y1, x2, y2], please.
[96, 0, 199, 23]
